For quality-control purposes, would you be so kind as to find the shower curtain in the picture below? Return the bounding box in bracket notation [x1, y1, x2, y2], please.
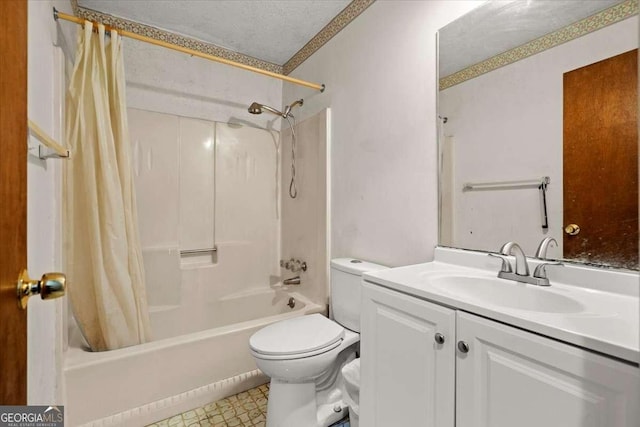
[64, 22, 151, 351]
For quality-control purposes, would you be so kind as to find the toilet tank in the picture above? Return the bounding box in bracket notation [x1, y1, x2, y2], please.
[330, 258, 388, 332]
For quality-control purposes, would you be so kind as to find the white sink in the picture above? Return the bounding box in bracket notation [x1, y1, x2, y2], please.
[430, 275, 585, 314]
[363, 252, 639, 363]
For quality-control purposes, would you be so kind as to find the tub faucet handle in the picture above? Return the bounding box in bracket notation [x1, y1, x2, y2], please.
[280, 259, 294, 271]
[281, 258, 307, 273]
[291, 260, 307, 273]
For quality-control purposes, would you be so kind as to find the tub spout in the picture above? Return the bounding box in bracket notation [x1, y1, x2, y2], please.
[283, 276, 301, 285]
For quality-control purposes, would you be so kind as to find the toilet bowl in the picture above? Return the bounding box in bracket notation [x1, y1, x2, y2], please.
[249, 258, 388, 427]
[250, 314, 360, 381]
[250, 314, 359, 427]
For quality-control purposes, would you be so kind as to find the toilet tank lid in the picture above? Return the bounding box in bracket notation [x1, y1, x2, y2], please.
[331, 258, 388, 275]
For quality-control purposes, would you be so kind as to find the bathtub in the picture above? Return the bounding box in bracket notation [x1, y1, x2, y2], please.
[64, 288, 324, 426]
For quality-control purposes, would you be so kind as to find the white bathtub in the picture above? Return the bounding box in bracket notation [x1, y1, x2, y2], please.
[64, 288, 323, 426]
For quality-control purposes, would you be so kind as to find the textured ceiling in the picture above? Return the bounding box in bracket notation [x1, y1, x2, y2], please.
[439, 0, 624, 77]
[77, 0, 351, 65]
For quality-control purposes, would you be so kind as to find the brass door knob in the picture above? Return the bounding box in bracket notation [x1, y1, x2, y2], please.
[17, 269, 66, 309]
[564, 224, 581, 236]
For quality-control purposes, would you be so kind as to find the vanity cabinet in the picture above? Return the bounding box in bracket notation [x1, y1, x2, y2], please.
[359, 282, 456, 427]
[360, 282, 640, 427]
[456, 311, 639, 427]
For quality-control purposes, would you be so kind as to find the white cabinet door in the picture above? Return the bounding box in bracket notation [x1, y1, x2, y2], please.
[456, 311, 640, 427]
[360, 282, 456, 427]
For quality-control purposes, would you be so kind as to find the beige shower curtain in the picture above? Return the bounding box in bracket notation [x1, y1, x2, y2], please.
[65, 23, 151, 351]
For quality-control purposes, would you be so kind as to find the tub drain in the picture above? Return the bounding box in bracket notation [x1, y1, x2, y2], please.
[287, 297, 296, 309]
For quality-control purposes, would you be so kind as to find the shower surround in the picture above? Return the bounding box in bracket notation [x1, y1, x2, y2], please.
[280, 109, 331, 307]
[64, 108, 330, 425]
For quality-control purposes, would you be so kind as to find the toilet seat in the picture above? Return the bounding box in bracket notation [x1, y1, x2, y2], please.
[250, 314, 345, 359]
[251, 339, 343, 360]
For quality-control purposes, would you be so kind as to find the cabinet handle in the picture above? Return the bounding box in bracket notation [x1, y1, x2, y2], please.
[434, 333, 445, 344]
[457, 340, 470, 353]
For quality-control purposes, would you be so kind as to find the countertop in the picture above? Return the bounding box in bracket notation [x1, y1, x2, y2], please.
[363, 248, 639, 364]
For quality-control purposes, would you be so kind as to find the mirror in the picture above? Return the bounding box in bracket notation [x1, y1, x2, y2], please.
[437, 0, 638, 270]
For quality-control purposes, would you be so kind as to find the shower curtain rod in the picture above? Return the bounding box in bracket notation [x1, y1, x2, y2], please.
[53, 8, 326, 92]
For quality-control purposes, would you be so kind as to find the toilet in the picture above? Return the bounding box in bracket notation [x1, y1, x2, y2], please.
[249, 258, 387, 427]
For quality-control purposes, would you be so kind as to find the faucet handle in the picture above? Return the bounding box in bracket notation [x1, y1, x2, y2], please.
[280, 259, 292, 270]
[488, 253, 513, 273]
[282, 258, 308, 273]
[295, 261, 307, 272]
[533, 262, 563, 279]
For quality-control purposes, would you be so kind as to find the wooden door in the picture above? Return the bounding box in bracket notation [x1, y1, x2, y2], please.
[0, 0, 28, 404]
[563, 49, 638, 269]
[359, 282, 456, 427]
[456, 311, 640, 427]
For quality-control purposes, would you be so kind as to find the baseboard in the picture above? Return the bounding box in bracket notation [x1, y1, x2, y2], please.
[78, 370, 269, 427]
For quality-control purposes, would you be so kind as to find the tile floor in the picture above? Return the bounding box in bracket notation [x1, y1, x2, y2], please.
[147, 384, 269, 427]
[147, 383, 350, 427]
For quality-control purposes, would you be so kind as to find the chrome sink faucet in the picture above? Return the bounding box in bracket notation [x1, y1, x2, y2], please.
[535, 237, 558, 259]
[489, 241, 562, 287]
[500, 241, 530, 276]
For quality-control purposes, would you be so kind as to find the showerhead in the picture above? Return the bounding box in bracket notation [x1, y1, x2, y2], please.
[247, 99, 304, 118]
[247, 102, 284, 117]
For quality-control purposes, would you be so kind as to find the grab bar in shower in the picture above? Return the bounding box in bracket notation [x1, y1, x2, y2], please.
[179, 246, 218, 255]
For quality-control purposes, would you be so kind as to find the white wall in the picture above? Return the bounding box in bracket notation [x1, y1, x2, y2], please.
[439, 17, 638, 257]
[27, 0, 75, 405]
[123, 39, 282, 129]
[283, 1, 484, 267]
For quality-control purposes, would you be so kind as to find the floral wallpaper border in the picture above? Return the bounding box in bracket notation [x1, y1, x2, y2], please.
[283, 0, 375, 75]
[71, 0, 375, 79]
[440, 0, 638, 90]
[73, 2, 282, 74]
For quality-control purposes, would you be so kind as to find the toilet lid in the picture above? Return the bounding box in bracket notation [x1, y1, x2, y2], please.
[249, 313, 345, 356]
